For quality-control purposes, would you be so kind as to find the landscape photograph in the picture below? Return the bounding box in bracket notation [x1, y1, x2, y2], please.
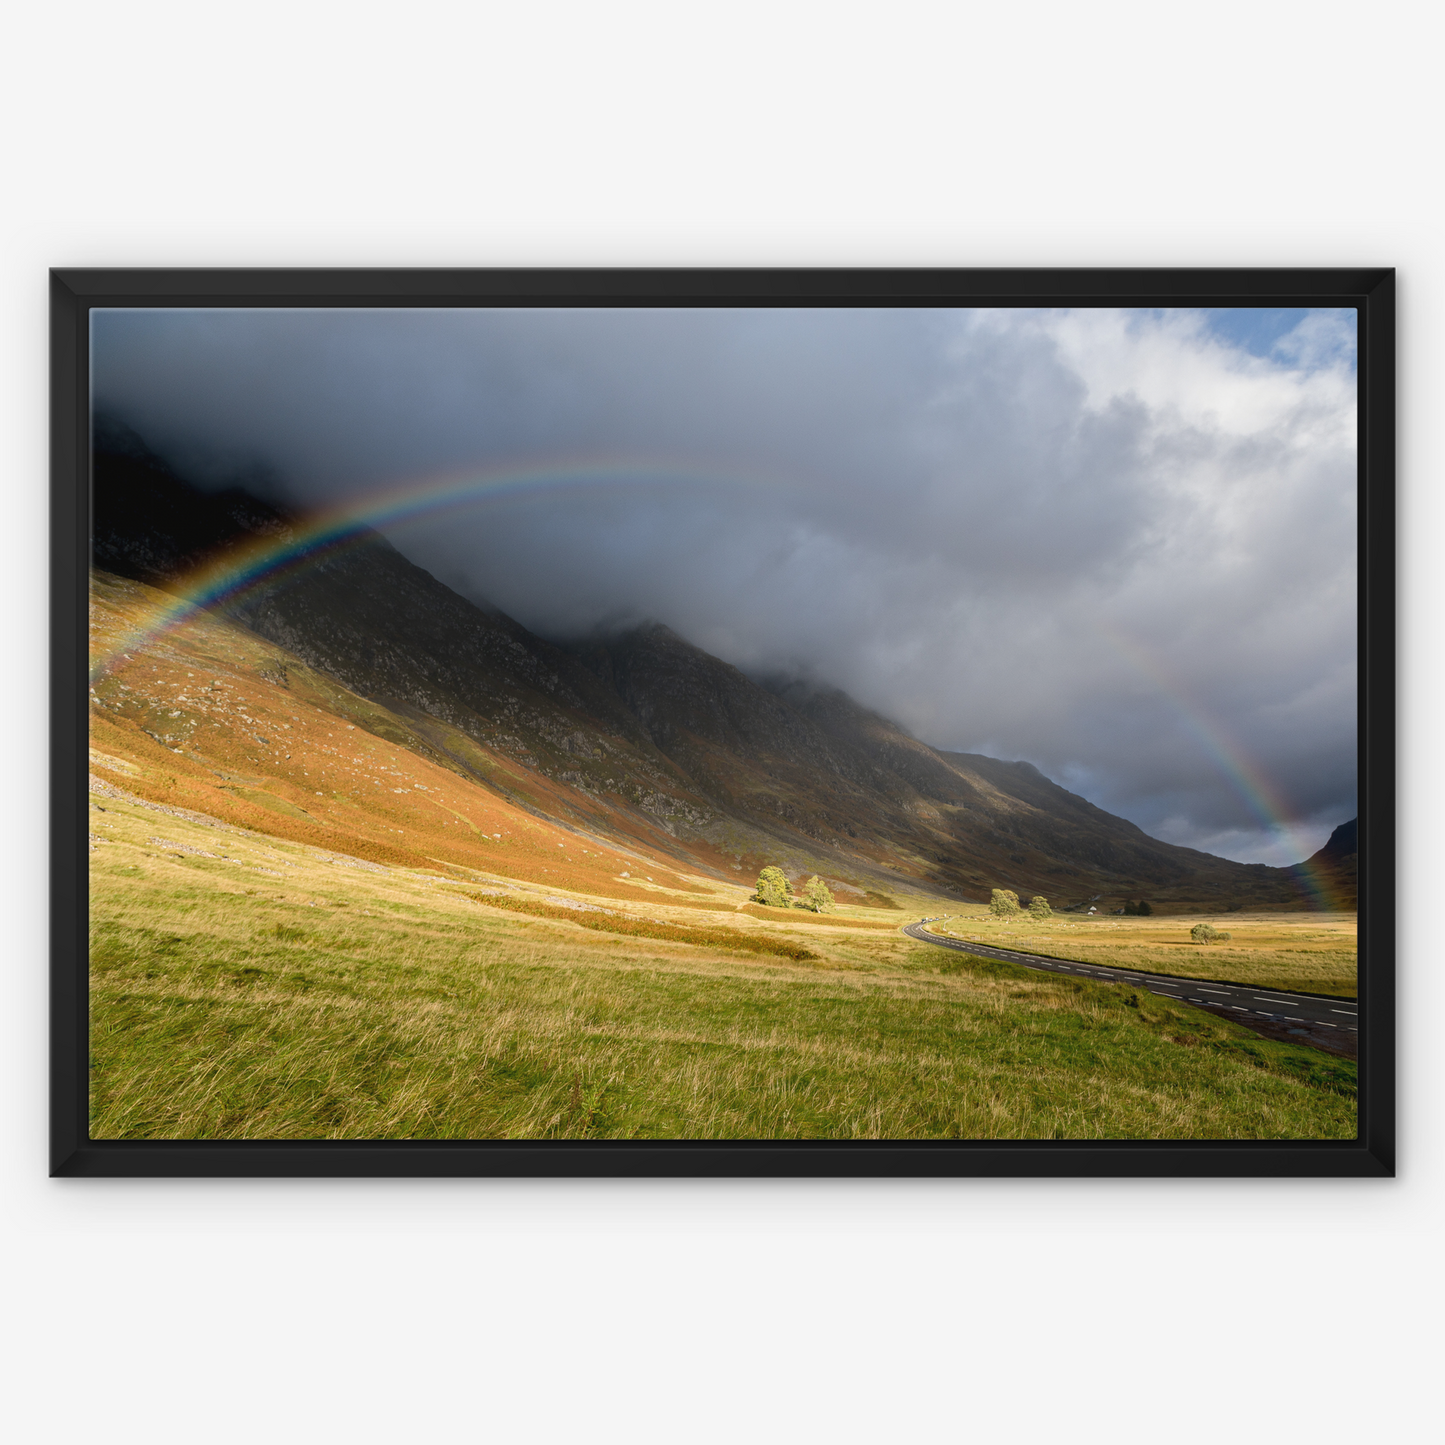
[85, 302, 1361, 1142]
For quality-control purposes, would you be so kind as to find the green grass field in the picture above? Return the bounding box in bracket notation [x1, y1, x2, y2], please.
[89, 797, 1357, 1141]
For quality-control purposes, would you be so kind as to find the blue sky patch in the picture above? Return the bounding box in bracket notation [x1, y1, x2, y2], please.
[1198, 306, 1357, 368]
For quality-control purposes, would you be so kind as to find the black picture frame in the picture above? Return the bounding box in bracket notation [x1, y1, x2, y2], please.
[52, 266, 1395, 1178]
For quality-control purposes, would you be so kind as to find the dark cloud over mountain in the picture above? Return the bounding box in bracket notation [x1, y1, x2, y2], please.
[91, 305, 1357, 864]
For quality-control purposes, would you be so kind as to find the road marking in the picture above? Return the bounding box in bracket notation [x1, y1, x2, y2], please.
[1286, 1017, 1304, 1022]
[1253, 997, 1298, 1005]
[1331, 1009, 1357, 1016]
[1198, 986, 1231, 994]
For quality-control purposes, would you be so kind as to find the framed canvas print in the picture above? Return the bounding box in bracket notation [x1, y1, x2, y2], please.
[51, 268, 1394, 1176]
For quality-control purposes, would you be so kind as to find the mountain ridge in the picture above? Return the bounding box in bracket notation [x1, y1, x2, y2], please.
[90, 432, 1340, 909]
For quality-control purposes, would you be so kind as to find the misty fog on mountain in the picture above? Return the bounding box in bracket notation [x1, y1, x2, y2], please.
[91, 305, 1357, 865]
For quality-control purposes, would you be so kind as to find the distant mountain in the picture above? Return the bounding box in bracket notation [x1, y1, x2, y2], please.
[89, 430, 1333, 909]
[1291, 818, 1358, 909]
[1316, 817, 1357, 860]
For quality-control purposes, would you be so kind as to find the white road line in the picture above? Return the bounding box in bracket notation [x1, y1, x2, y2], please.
[1318, 1021, 1336, 1027]
[1253, 997, 1298, 1005]
[1286, 1017, 1304, 1022]
[1198, 987, 1231, 994]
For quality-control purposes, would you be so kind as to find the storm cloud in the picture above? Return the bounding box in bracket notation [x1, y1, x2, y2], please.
[91, 305, 1358, 864]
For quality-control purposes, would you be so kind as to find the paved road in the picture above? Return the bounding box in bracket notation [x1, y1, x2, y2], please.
[902, 921, 1358, 1047]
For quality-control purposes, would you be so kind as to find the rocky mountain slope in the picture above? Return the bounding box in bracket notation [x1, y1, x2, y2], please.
[90, 427, 1335, 909]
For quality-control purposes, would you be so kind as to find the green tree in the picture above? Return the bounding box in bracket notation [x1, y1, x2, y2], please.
[1027, 895, 1053, 919]
[1190, 922, 1232, 944]
[990, 888, 1021, 918]
[801, 876, 836, 913]
[752, 866, 794, 908]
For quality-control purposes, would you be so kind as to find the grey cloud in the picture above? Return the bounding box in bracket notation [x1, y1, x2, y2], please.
[91, 305, 1357, 864]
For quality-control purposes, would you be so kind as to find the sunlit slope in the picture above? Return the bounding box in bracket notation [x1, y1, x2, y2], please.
[89, 568, 722, 900]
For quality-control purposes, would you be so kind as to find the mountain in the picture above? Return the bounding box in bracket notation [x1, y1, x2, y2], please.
[1291, 818, 1358, 909]
[89, 430, 1330, 909]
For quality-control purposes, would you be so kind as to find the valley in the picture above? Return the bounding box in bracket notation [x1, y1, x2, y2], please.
[84, 429, 1359, 1140]
[87, 564, 1357, 1140]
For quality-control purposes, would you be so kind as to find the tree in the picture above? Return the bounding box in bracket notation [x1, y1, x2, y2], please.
[801, 876, 836, 913]
[1136, 900, 1153, 917]
[1027, 895, 1053, 919]
[990, 888, 1021, 918]
[752, 866, 793, 908]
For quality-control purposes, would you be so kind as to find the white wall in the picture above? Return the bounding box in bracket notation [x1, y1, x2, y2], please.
[3, 5, 1437, 1440]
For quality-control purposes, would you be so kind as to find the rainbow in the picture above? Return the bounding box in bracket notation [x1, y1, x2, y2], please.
[88, 456, 1353, 911]
[1095, 622, 1351, 910]
[88, 454, 768, 684]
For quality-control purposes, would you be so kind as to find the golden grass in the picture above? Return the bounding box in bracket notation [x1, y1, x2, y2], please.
[459, 888, 820, 959]
[925, 909, 1357, 999]
[89, 796, 1356, 1141]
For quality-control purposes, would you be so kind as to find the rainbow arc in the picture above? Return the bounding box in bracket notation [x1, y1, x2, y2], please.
[89, 455, 760, 682]
[1095, 622, 1348, 910]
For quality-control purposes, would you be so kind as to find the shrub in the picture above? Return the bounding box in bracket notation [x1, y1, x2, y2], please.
[990, 888, 1021, 918]
[752, 866, 794, 909]
[1190, 922, 1232, 944]
[1027, 895, 1053, 919]
[800, 876, 836, 913]
[1122, 900, 1154, 917]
